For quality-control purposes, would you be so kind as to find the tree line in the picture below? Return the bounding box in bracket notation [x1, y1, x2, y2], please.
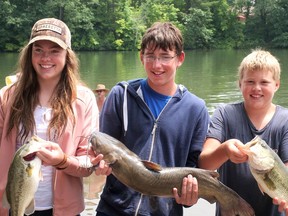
[1, 0, 288, 51]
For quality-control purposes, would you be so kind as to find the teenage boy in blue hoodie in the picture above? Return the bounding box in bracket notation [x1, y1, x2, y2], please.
[96, 22, 210, 216]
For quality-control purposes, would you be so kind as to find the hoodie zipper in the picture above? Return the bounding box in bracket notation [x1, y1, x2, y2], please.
[128, 83, 176, 215]
[134, 123, 157, 216]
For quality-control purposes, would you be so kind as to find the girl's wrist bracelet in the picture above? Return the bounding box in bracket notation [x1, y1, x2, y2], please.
[54, 154, 67, 168]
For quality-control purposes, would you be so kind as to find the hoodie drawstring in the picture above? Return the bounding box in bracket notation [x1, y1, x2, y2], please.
[123, 83, 128, 136]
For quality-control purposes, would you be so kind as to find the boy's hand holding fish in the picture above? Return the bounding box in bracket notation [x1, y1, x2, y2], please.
[223, 139, 248, 164]
[200, 138, 248, 170]
[173, 174, 199, 206]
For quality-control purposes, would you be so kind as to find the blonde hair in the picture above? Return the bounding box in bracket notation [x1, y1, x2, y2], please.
[238, 49, 281, 81]
[6, 44, 80, 141]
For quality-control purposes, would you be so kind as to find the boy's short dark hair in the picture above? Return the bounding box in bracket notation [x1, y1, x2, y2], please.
[140, 22, 183, 55]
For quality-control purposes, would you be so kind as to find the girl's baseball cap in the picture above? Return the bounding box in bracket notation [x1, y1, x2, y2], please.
[28, 18, 71, 49]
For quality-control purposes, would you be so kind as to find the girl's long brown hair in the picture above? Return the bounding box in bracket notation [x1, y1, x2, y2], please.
[6, 44, 80, 142]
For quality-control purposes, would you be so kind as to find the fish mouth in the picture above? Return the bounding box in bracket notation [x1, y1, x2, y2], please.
[23, 152, 37, 161]
[238, 137, 259, 155]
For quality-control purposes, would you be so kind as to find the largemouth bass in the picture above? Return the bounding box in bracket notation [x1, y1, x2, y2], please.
[239, 136, 288, 202]
[90, 132, 255, 216]
[2, 135, 43, 216]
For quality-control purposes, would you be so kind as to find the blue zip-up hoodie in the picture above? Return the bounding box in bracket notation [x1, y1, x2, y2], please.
[97, 79, 210, 216]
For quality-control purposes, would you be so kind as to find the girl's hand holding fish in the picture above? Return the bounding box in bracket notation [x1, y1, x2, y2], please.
[91, 155, 112, 176]
[36, 140, 112, 174]
[173, 174, 198, 206]
[36, 141, 68, 168]
[88, 146, 112, 176]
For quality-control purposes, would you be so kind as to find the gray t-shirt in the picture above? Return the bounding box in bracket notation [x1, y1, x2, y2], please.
[208, 102, 288, 216]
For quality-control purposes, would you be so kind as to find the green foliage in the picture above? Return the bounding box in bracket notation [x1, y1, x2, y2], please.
[0, 0, 288, 51]
[272, 33, 288, 48]
[140, 0, 180, 27]
[114, 3, 145, 50]
[182, 8, 214, 49]
[209, 0, 244, 48]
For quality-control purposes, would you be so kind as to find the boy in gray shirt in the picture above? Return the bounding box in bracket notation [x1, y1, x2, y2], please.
[199, 49, 288, 216]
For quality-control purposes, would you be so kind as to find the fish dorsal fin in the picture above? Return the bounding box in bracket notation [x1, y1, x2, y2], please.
[24, 199, 35, 215]
[1, 190, 10, 209]
[210, 170, 220, 178]
[142, 160, 162, 172]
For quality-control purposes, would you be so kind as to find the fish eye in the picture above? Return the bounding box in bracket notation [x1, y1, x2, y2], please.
[260, 143, 268, 150]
